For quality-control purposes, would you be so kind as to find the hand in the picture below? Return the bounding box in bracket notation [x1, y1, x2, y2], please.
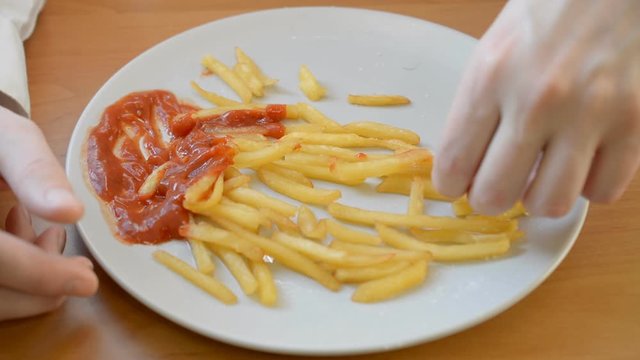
[432, 0, 640, 217]
[0, 106, 98, 321]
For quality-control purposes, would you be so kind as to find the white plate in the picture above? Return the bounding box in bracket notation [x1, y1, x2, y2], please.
[66, 7, 588, 356]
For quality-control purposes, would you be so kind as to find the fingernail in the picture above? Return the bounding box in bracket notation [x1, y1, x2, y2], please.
[45, 188, 78, 208]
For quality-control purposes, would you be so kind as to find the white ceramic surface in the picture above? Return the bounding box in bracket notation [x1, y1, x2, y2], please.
[66, 7, 588, 356]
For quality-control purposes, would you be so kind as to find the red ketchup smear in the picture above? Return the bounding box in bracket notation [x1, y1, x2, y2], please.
[86, 90, 286, 244]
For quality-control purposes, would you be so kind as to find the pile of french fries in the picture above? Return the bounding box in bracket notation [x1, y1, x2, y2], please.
[151, 48, 527, 306]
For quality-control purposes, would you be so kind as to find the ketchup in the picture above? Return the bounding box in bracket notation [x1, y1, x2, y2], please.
[86, 90, 286, 244]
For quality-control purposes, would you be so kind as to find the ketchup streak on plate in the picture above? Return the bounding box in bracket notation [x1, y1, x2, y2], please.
[86, 90, 286, 244]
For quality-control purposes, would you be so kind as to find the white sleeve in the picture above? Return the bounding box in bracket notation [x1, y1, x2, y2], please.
[0, 0, 46, 117]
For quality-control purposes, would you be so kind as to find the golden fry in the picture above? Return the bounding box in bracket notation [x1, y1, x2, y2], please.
[299, 66, 327, 101]
[335, 261, 412, 283]
[212, 246, 258, 295]
[190, 81, 241, 107]
[343, 121, 419, 144]
[250, 260, 277, 306]
[325, 219, 382, 245]
[351, 260, 427, 303]
[347, 94, 411, 107]
[153, 250, 237, 304]
[189, 239, 216, 275]
[258, 169, 341, 206]
[376, 174, 450, 201]
[227, 187, 298, 217]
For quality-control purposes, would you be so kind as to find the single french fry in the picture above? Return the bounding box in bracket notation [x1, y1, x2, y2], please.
[299, 66, 327, 101]
[190, 81, 241, 107]
[352, 260, 427, 303]
[408, 176, 426, 216]
[179, 221, 263, 261]
[452, 196, 474, 217]
[376, 175, 451, 201]
[299, 144, 388, 162]
[183, 172, 224, 212]
[259, 207, 301, 235]
[284, 152, 334, 167]
[235, 47, 277, 86]
[285, 123, 326, 134]
[335, 260, 412, 283]
[234, 140, 298, 168]
[410, 228, 522, 244]
[347, 94, 411, 107]
[233, 63, 265, 97]
[500, 202, 528, 219]
[331, 149, 432, 182]
[222, 174, 252, 192]
[330, 240, 431, 261]
[250, 260, 277, 306]
[295, 103, 342, 130]
[325, 219, 382, 245]
[260, 164, 314, 187]
[273, 232, 392, 267]
[189, 239, 216, 275]
[376, 224, 511, 261]
[343, 121, 419, 144]
[202, 55, 253, 103]
[212, 246, 258, 295]
[215, 218, 341, 291]
[233, 137, 270, 152]
[258, 169, 341, 206]
[224, 166, 243, 179]
[328, 202, 516, 233]
[201, 201, 270, 232]
[192, 104, 264, 119]
[297, 206, 326, 240]
[138, 162, 171, 200]
[227, 187, 298, 217]
[272, 160, 365, 186]
[153, 250, 237, 304]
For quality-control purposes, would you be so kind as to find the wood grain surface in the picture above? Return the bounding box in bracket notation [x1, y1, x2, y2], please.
[0, 1, 638, 359]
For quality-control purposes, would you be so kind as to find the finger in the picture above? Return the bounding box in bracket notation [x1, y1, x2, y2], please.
[0, 287, 65, 321]
[34, 225, 67, 254]
[524, 137, 596, 217]
[0, 230, 98, 297]
[4, 204, 37, 242]
[468, 122, 544, 215]
[432, 41, 504, 198]
[0, 176, 8, 191]
[583, 140, 640, 203]
[0, 107, 83, 223]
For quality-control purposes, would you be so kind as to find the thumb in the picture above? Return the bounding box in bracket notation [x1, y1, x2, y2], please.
[0, 107, 83, 223]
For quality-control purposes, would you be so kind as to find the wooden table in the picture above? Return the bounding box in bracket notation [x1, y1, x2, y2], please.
[1, 1, 638, 359]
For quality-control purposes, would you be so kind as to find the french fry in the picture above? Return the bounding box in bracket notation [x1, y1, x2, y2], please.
[201, 201, 270, 232]
[202, 55, 253, 103]
[259, 207, 301, 235]
[299, 144, 388, 162]
[343, 121, 420, 144]
[190, 81, 241, 107]
[235, 47, 277, 86]
[258, 169, 341, 206]
[376, 224, 511, 261]
[335, 261, 412, 283]
[234, 140, 298, 168]
[183, 172, 224, 213]
[227, 186, 298, 217]
[325, 219, 382, 245]
[212, 245, 258, 295]
[285, 123, 326, 134]
[376, 175, 450, 201]
[215, 218, 341, 291]
[138, 162, 170, 200]
[351, 260, 427, 303]
[297, 206, 326, 240]
[408, 176, 426, 216]
[272, 160, 365, 186]
[331, 149, 432, 182]
[410, 228, 522, 244]
[273, 232, 392, 267]
[189, 239, 216, 275]
[295, 103, 342, 130]
[452, 196, 474, 217]
[284, 152, 334, 167]
[179, 220, 263, 261]
[232, 137, 270, 152]
[192, 104, 264, 119]
[299, 66, 327, 101]
[153, 250, 237, 304]
[260, 164, 314, 187]
[250, 260, 277, 306]
[224, 166, 243, 179]
[328, 202, 516, 233]
[233, 63, 265, 97]
[222, 174, 252, 192]
[347, 94, 411, 107]
[330, 240, 431, 261]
